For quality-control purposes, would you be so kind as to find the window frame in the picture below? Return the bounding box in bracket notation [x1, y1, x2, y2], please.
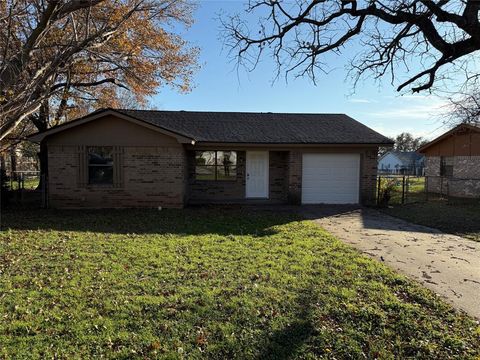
[440, 156, 454, 177]
[195, 150, 237, 181]
[87, 146, 114, 185]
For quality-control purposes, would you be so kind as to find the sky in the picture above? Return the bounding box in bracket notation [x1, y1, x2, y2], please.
[151, 1, 452, 140]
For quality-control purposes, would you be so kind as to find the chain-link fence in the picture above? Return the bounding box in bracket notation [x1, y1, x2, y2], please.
[377, 175, 480, 206]
[9, 171, 40, 190]
[376, 175, 426, 206]
[425, 176, 480, 203]
[1, 170, 45, 208]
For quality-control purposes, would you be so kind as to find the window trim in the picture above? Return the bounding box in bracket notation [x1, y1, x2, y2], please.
[195, 150, 237, 181]
[87, 146, 114, 186]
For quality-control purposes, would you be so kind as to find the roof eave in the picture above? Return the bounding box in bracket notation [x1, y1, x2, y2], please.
[190, 141, 394, 147]
[27, 108, 195, 144]
[418, 123, 480, 153]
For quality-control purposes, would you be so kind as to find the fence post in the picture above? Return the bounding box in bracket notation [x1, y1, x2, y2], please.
[377, 176, 381, 205]
[401, 176, 406, 204]
[447, 178, 450, 202]
[425, 176, 429, 202]
[19, 173, 24, 202]
[406, 175, 409, 204]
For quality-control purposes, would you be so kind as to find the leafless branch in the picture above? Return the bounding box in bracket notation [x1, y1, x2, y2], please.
[223, 0, 480, 94]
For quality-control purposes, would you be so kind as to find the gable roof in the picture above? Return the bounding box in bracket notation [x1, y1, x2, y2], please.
[418, 123, 480, 153]
[29, 108, 394, 145]
[379, 150, 423, 165]
[394, 151, 424, 164]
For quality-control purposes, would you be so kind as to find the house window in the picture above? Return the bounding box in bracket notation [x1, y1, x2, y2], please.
[195, 151, 237, 180]
[440, 156, 453, 177]
[88, 146, 114, 184]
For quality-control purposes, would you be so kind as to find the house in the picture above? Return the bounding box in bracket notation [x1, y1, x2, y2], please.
[378, 150, 425, 176]
[28, 108, 393, 208]
[418, 123, 480, 198]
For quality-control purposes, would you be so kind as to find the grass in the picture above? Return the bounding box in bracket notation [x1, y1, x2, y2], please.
[378, 176, 426, 205]
[1, 208, 479, 359]
[9, 177, 39, 191]
[383, 200, 480, 242]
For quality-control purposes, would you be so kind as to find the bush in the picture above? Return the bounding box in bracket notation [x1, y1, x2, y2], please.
[378, 178, 397, 207]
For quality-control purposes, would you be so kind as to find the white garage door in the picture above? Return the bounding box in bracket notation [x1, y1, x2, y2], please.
[302, 153, 360, 204]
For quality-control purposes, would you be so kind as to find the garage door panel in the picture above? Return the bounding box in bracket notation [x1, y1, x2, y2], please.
[301, 154, 360, 204]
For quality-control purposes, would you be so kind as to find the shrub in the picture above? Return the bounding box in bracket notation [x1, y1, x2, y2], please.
[378, 178, 397, 207]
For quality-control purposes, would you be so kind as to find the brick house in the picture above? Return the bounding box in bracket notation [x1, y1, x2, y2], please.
[29, 108, 393, 208]
[419, 123, 480, 198]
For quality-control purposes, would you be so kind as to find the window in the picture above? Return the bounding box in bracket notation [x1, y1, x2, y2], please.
[195, 151, 237, 180]
[88, 146, 113, 184]
[440, 156, 453, 177]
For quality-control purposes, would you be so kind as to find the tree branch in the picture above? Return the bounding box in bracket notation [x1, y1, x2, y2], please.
[51, 77, 129, 92]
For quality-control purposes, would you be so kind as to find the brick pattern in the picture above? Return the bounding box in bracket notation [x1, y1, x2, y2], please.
[425, 156, 441, 177]
[187, 148, 379, 205]
[269, 151, 288, 202]
[454, 156, 480, 178]
[49, 146, 380, 207]
[425, 155, 480, 197]
[286, 148, 379, 205]
[187, 151, 289, 204]
[360, 148, 379, 205]
[287, 151, 302, 204]
[48, 145, 185, 208]
[187, 151, 246, 202]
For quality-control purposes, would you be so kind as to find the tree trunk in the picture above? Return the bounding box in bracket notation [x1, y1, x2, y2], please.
[37, 141, 48, 192]
[9, 147, 17, 180]
[33, 102, 49, 191]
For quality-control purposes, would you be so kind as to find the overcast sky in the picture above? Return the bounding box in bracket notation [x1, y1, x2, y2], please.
[151, 1, 452, 140]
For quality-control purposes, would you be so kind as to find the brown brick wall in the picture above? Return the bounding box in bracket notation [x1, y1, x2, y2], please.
[269, 151, 289, 202]
[187, 151, 246, 202]
[187, 150, 288, 204]
[48, 145, 380, 207]
[286, 147, 379, 205]
[48, 145, 185, 208]
[360, 148, 379, 205]
[287, 151, 302, 204]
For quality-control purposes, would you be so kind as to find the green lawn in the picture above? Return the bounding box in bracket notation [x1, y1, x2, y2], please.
[9, 177, 39, 190]
[1, 209, 479, 359]
[378, 176, 426, 205]
[383, 201, 480, 242]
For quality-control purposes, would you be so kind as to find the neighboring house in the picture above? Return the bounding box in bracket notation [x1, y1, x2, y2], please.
[29, 108, 393, 208]
[378, 150, 425, 176]
[418, 123, 480, 198]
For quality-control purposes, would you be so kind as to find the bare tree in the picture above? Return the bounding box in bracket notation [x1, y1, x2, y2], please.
[0, 0, 198, 143]
[443, 91, 480, 126]
[223, 0, 480, 95]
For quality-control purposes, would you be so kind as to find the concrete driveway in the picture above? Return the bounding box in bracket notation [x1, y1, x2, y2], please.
[301, 206, 480, 319]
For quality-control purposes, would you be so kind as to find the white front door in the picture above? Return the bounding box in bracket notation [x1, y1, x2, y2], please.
[246, 151, 269, 198]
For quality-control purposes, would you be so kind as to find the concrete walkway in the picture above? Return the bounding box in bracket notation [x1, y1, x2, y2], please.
[301, 206, 480, 319]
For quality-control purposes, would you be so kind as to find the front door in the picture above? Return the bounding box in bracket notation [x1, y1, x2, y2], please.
[246, 151, 269, 198]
